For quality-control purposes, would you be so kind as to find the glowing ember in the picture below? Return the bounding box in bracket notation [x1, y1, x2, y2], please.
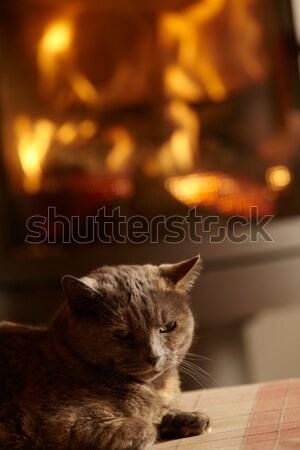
[78, 120, 98, 139]
[265, 166, 292, 191]
[56, 122, 77, 145]
[165, 172, 274, 217]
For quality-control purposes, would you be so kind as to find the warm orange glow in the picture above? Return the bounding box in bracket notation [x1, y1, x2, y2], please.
[169, 100, 199, 132]
[37, 19, 101, 106]
[195, 59, 227, 101]
[147, 101, 199, 177]
[78, 120, 98, 139]
[160, 0, 267, 103]
[169, 130, 195, 171]
[164, 65, 203, 102]
[15, 117, 55, 193]
[165, 172, 274, 216]
[68, 71, 100, 105]
[160, 0, 228, 102]
[56, 122, 77, 145]
[40, 20, 73, 55]
[266, 166, 292, 191]
[165, 173, 219, 205]
[113, 178, 134, 199]
[105, 128, 135, 173]
[37, 20, 73, 95]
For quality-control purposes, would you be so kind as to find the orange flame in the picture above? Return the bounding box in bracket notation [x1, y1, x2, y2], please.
[105, 128, 135, 173]
[160, 0, 267, 103]
[14, 117, 55, 193]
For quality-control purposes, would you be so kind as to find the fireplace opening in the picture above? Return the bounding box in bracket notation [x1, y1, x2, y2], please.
[0, 0, 299, 247]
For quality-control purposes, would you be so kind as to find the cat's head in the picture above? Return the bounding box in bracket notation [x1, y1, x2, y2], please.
[61, 255, 201, 381]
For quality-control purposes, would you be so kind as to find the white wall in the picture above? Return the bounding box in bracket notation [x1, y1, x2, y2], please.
[243, 303, 300, 382]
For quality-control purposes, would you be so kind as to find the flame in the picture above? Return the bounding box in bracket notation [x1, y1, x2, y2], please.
[160, 0, 227, 102]
[37, 19, 100, 106]
[146, 101, 199, 177]
[37, 20, 73, 93]
[266, 166, 292, 191]
[78, 120, 98, 139]
[160, 0, 267, 103]
[105, 128, 135, 173]
[165, 173, 219, 205]
[164, 65, 204, 102]
[56, 122, 77, 145]
[15, 117, 55, 193]
[39, 20, 73, 55]
[165, 172, 274, 216]
[67, 71, 100, 106]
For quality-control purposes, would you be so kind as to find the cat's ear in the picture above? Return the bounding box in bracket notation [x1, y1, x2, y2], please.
[61, 275, 102, 316]
[159, 255, 202, 292]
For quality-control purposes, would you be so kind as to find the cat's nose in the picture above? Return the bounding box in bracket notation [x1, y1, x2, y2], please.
[146, 355, 160, 367]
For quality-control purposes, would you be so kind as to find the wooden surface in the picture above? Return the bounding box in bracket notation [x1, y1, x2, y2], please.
[154, 379, 300, 450]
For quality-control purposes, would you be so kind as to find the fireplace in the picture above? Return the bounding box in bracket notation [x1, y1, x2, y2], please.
[0, 0, 299, 248]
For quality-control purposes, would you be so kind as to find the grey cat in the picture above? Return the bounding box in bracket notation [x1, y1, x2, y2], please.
[0, 255, 210, 449]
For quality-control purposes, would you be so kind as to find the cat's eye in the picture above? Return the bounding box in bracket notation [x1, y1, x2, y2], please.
[159, 321, 177, 333]
[113, 329, 130, 339]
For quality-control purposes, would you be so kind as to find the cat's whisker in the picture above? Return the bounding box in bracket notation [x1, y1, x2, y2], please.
[180, 370, 211, 390]
[179, 361, 216, 389]
[178, 365, 208, 389]
[180, 359, 221, 389]
[181, 361, 213, 382]
[183, 360, 221, 387]
[185, 352, 213, 362]
[179, 361, 208, 380]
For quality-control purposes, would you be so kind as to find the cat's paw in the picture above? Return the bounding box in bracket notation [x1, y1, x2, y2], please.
[159, 410, 211, 439]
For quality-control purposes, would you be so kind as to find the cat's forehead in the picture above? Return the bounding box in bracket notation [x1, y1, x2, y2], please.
[89, 264, 168, 295]
[85, 264, 176, 325]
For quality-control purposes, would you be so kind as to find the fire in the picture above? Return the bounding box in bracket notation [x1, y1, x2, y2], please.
[165, 172, 274, 216]
[164, 65, 202, 102]
[78, 120, 97, 139]
[56, 122, 77, 145]
[266, 166, 292, 191]
[39, 20, 73, 56]
[14, 117, 55, 193]
[165, 173, 219, 205]
[37, 18, 100, 105]
[105, 128, 135, 173]
[166, 101, 199, 172]
[56, 120, 98, 144]
[37, 20, 73, 93]
[160, 0, 268, 103]
[159, 0, 228, 102]
[67, 71, 100, 106]
[14, 117, 134, 195]
[145, 101, 199, 177]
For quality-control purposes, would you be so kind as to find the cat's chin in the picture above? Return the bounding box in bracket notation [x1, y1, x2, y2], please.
[132, 367, 171, 382]
[137, 372, 161, 382]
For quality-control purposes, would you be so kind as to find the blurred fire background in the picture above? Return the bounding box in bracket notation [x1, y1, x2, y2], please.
[0, 0, 300, 388]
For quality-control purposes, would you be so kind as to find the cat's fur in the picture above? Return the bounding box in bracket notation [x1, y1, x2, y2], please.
[0, 255, 210, 450]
